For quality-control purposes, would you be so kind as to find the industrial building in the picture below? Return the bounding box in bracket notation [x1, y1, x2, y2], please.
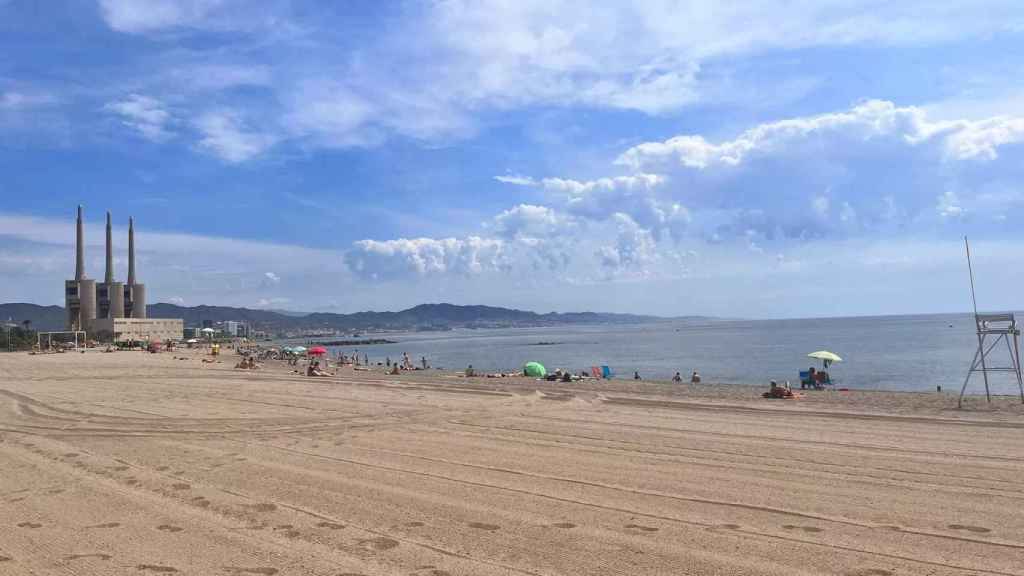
[64, 206, 182, 343]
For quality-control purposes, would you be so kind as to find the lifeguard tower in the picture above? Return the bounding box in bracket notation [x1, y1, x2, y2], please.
[958, 239, 1024, 407]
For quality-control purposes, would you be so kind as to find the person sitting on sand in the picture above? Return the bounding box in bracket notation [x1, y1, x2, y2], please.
[815, 369, 830, 385]
[307, 361, 329, 377]
[465, 364, 476, 377]
[673, 372, 683, 382]
[389, 364, 400, 375]
[691, 370, 701, 384]
[561, 371, 572, 382]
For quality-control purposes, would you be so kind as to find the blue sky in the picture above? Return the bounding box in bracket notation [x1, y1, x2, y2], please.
[2, 1, 1024, 318]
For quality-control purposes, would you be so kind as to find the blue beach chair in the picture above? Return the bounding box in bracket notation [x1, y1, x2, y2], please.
[601, 365, 613, 379]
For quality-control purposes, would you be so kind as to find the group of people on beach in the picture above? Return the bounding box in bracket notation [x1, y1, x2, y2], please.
[670, 370, 701, 384]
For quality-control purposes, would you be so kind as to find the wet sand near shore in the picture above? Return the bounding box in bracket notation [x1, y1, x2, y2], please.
[1, 349, 1023, 575]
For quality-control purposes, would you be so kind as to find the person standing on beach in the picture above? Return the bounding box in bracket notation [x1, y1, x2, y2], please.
[634, 371, 641, 380]
[421, 356, 428, 369]
[691, 370, 701, 384]
[673, 372, 683, 382]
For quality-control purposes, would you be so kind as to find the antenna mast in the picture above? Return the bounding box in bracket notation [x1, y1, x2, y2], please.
[965, 237, 979, 319]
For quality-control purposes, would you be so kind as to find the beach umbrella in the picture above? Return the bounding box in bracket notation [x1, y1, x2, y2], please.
[308, 346, 327, 356]
[524, 361, 546, 378]
[292, 345, 307, 354]
[808, 350, 842, 370]
[186, 338, 198, 344]
[200, 327, 215, 333]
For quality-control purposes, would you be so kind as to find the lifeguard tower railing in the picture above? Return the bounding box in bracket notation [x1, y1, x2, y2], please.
[958, 312, 1024, 407]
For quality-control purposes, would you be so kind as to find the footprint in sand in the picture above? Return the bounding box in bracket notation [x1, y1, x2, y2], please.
[156, 525, 183, 533]
[112, 466, 130, 472]
[155, 466, 169, 472]
[16, 522, 42, 529]
[846, 570, 893, 576]
[404, 521, 425, 528]
[224, 567, 279, 575]
[88, 522, 121, 529]
[170, 483, 191, 491]
[359, 537, 399, 551]
[782, 524, 823, 533]
[468, 522, 500, 531]
[65, 553, 112, 561]
[550, 523, 576, 529]
[0, 555, 12, 562]
[948, 524, 991, 533]
[625, 524, 659, 532]
[191, 497, 211, 508]
[136, 564, 178, 573]
[316, 521, 345, 530]
[63, 453, 79, 458]
[248, 503, 277, 513]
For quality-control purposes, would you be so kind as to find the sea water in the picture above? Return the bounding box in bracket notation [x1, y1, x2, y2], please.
[311, 313, 1024, 393]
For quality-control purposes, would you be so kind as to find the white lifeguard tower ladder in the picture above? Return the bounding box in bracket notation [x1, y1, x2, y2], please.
[958, 238, 1024, 407]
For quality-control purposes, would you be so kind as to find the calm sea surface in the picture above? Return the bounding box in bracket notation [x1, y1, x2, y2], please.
[300, 313, 1024, 393]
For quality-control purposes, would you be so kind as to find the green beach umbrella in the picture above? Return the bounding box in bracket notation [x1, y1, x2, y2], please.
[292, 346, 307, 354]
[524, 361, 546, 378]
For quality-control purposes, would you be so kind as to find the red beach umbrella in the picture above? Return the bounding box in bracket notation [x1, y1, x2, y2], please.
[308, 346, 328, 356]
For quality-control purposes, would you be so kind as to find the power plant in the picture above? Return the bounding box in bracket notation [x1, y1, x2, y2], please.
[64, 206, 179, 343]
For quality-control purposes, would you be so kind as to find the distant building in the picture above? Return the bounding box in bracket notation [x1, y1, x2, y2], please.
[223, 321, 240, 337]
[63, 206, 174, 340]
[92, 318, 183, 344]
[201, 319, 214, 329]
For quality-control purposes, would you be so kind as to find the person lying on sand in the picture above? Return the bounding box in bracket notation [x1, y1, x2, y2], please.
[763, 380, 801, 399]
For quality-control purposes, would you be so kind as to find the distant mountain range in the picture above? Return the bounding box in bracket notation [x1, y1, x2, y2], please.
[1, 302, 675, 333]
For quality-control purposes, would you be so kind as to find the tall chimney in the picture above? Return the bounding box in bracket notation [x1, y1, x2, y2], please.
[128, 216, 136, 286]
[105, 211, 114, 284]
[75, 205, 85, 281]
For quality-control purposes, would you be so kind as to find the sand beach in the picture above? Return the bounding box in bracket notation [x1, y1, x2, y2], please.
[2, 348, 1024, 575]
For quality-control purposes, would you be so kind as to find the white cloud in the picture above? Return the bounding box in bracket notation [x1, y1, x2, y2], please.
[255, 296, 290, 308]
[345, 237, 507, 280]
[491, 204, 569, 239]
[616, 100, 1024, 171]
[812, 195, 830, 219]
[167, 296, 185, 305]
[264, 271, 280, 283]
[194, 110, 276, 162]
[937, 190, 964, 219]
[97, 0, 280, 34]
[0, 90, 57, 110]
[99, 0, 220, 33]
[494, 174, 537, 186]
[105, 94, 173, 142]
[87, 1, 1024, 160]
[597, 213, 657, 275]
